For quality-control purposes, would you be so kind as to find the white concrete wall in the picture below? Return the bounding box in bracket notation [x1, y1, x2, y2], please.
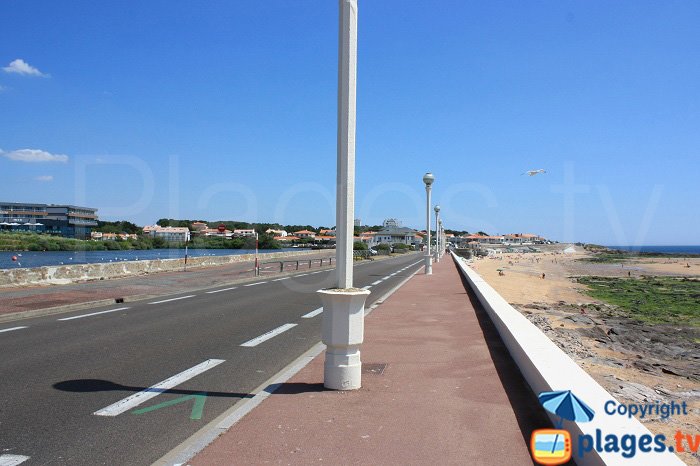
[451, 253, 685, 466]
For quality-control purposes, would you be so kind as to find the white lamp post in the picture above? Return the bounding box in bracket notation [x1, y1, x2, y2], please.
[317, 0, 369, 391]
[434, 205, 440, 263]
[423, 172, 434, 275]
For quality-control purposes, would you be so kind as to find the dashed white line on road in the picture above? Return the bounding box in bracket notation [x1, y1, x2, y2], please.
[0, 455, 30, 466]
[244, 282, 267, 287]
[272, 277, 290, 281]
[361, 285, 372, 290]
[205, 287, 238, 294]
[295, 273, 309, 277]
[149, 295, 196, 305]
[94, 359, 225, 416]
[302, 308, 323, 318]
[240, 323, 298, 347]
[371, 280, 382, 285]
[58, 307, 130, 321]
[0, 326, 28, 334]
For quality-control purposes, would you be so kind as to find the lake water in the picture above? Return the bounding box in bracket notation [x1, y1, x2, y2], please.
[605, 245, 700, 255]
[0, 248, 308, 269]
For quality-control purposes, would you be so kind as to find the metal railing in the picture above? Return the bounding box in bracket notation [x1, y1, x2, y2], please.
[259, 257, 334, 275]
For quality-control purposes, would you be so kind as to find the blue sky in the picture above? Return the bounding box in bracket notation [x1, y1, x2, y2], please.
[1, 1, 698, 245]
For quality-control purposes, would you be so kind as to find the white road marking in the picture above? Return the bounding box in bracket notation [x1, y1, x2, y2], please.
[361, 285, 372, 290]
[302, 308, 323, 318]
[295, 273, 309, 277]
[272, 277, 289, 281]
[244, 282, 267, 287]
[382, 276, 391, 280]
[0, 326, 28, 334]
[205, 287, 238, 294]
[94, 359, 225, 416]
[0, 455, 30, 466]
[148, 295, 195, 305]
[58, 307, 130, 321]
[371, 280, 382, 285]
[240, 323, 298, 347]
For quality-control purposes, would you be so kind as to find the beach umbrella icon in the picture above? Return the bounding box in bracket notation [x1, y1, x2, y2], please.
[538, 390, 595, 427]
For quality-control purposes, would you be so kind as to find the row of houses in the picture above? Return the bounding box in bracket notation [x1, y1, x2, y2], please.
[454, 233, 546, 247]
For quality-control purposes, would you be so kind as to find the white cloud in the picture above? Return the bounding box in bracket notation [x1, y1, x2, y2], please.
[34, 175, 54, 182]
[0, 148, 69, 163]
[3, 59, 49, 77]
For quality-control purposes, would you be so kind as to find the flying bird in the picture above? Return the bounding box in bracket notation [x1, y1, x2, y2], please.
[522, 169, 547, 176]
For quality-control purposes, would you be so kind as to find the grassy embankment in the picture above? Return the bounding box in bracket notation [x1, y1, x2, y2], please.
[579, 244, 699, 263]
[578, 276, 700, 327]
[0, 232, 280, 252]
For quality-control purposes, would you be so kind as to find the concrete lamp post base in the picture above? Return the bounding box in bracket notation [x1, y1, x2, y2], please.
[424, 254, 433, 275]
[318, 288, 370, 390]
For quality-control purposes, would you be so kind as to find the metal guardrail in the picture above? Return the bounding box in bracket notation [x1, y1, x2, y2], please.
[260, 257, 334, 274]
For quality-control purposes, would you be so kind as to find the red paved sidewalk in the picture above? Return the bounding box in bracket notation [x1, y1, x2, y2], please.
[192, 256, 547, 465]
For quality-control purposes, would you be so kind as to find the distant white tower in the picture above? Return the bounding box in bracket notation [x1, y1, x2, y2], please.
[382, 218, 401, 228]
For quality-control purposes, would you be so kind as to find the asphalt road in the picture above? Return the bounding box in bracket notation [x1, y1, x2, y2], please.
[0, 253, 424, 466]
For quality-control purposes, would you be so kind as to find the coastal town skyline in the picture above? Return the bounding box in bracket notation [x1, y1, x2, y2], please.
[2, 1, 699, 245]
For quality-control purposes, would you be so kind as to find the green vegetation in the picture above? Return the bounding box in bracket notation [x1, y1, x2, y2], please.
[578, 276, 700, 326]
[0, 232, 156, 251]
[353, 241, 368, 250]
[577, 252, 632, 263]
[392, 243, 409, 250]
[95, 220, 141, 234]
[579, 244, 700, 263]
[375, 243, 391, 252]
[0, 232, 281, 252]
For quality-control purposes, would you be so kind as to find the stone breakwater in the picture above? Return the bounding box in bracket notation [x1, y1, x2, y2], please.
[0, 250, 319, 288]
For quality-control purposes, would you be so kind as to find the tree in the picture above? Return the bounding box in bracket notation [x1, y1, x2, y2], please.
[353, 241, 368, 250]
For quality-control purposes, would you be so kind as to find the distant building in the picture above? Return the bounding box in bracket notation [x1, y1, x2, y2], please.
[354, 218, 361, 227]
[44, 205, 99, 239]
[0, 202, 98, 239]
[143, 225, 190, 242]
[294, 230, 316, 239]
[266, 228, 287, 237]
[200, 228, 232, 238]
[233, 229, 256, 237]
[363, 226, 417, 247]
[191, 222, 209, 232]
[382, 218, 401, 228]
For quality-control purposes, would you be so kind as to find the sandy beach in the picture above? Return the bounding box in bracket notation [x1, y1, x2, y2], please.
[469, 248, 700, 465]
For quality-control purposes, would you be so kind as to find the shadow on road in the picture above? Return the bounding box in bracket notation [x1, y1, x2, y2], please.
[53, 379, 253, 399]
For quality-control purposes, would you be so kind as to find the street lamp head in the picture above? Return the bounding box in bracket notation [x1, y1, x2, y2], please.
[434, 205, 440, 213]
[422, 172, 435, 187]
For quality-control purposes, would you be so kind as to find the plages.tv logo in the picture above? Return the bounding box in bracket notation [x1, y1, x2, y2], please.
[530, 390, 595, 465]
[531, 390, 698, 464]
